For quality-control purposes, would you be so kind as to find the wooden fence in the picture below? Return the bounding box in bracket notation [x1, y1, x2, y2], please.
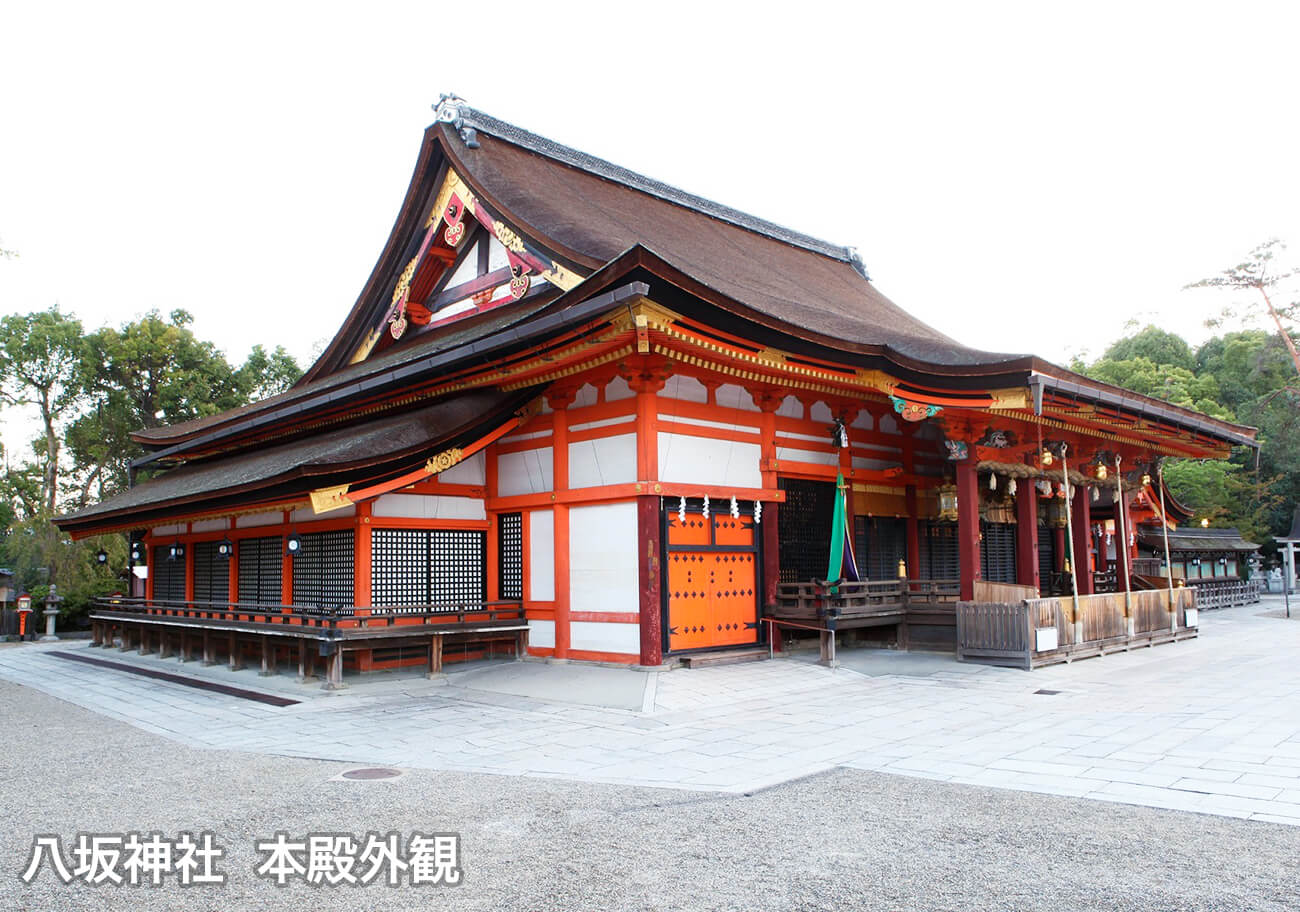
[956, 588, 1198, 669]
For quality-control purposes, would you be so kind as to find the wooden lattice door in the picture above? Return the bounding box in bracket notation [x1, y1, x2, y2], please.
[665, 506, 759, 652]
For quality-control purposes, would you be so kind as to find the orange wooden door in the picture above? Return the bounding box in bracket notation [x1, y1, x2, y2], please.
[666, 510, 759, 652]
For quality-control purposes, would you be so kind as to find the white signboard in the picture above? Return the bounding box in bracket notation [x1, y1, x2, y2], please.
[1034, 626, 1059, 653]
[1184, 607, 1198, 628]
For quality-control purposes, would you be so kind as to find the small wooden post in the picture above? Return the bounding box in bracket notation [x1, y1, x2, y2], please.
[323, 647, 344, 690]
[90, 621, 102, 647]
[259, 637, 274, 676]
[159, 630, 173, 659]
[297, 640, 314, 682]
[426, 635, 444, 679]
[228, 632, 243, 671]
[119, 626, 133, 652]
[138, 628, 152, 655]
[202, 630, 216, 666]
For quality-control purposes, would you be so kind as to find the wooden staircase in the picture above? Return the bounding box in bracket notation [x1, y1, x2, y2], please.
[680, 647, 769, 669]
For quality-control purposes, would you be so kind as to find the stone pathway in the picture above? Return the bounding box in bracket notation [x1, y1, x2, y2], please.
[3, 597, 1299, 825]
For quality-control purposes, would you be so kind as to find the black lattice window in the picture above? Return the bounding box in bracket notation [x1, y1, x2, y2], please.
[498, 513, 523, 600]
[152, 544, 187, 602]
[238, 536, 283, 605]
[854, 516, 906, 580]
[193, 541, 230, 604]
[292, 529, 355, 608]
[919, 521, 959, 580]
[430, 530, 486, 606]
[371, 528, 486, 609]
[372, 529, 429, 607]
[777, 478, 835, 583]
[981, 521, 1018, 584]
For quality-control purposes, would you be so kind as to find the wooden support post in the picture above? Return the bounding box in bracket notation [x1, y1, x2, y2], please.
[548, 386, 576, 661]
[259, 636, 274, 676]
[119, 626, 133, 652]
[297, 640, 314, 681]
[426, 635, 444, 679]
[1016, 479, 1040, 592]
[323, 646, 344, 690]
[819, 626, 838, 667]
[956, 454, 981, 601]
[515, 627, 528, 660]
[138, 627, 152, 655]
[177, 631, 189, 662]
[90, 621, 103, 647]
[159, 630, 172, 659]
[228, 632, 243, 671]
[636, 495, 662, 667]
[202, 630, 216, 666]
[904, 486, 920, 581]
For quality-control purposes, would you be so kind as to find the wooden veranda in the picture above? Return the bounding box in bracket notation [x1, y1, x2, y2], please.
[89, 597, 528, 689]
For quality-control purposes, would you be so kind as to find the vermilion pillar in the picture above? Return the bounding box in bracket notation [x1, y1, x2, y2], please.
[956, 455, 981, 601]
[905, 487, 920, 581]
[548, 387, 576, 660]
[636, 495, 662, 666]
[1015, 480, 1039, 591]
[354, 502, 372, 607]
[1072, 485, 1094, 595]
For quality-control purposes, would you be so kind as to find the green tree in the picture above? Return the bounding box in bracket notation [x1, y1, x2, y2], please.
[0, 308, 86, 512]
[1188, 239, 1300, 380]
[237, 344, 302, 401]
[1100, 325, 1196, 372]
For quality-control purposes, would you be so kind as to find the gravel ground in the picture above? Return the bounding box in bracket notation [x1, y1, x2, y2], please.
[3, 680, 1298, 912]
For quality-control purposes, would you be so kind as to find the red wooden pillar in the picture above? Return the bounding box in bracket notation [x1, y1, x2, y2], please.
[548, 387, 576, 659]
[280, 511, 293, 607]
[636, 495, 662, 666]
[354, 502, 372, 607]
[184, 527, 195, 604]
[1054, 527, 1067, 572]
[227, 519, 239, 604]
[904, 486, 920, 580]
[956, 455, 981, 601]
[1072, 484, 1094, 595]
[1015, 480, 1039, 591]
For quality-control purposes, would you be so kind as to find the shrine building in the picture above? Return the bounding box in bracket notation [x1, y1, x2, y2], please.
[57, 97, 1258, 681]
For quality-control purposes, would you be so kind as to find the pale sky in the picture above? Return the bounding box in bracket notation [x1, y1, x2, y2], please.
[2, 1, 1299, 449]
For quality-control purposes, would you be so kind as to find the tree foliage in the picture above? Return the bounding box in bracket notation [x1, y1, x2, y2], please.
[0, 306, 301, 614]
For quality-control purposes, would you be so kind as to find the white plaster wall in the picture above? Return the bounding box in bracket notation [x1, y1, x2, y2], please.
[851, 408, 873, 430]
[191, 519, 227, 534]
[292, 505, 355, 523]
[236, 512, 282, 529]
[528, 619, 556, 649]
[573, 383, 599, 409]
[569, 501, 639, 615]
[439, 450, 485, 485]
[809, 401, 833, 423]
[879, 413, 899, 434]
[716, 383, 759, 412]
[659, 413, 760, 436]
[569, 620, 639, 655]
[528, 509, 555, 601]
[605, 375, 634, 401]
[851, 456, 901, 471]
[777, 395, 803, 419]
[777, 446, 838, 466]
[150, 523, 185, 536]
[658, 433, 762, 488]
[372, 493, 485, 521]
[569, 433, 637, 488]
[498, 446, 554, 496]
[659, 374, 709, 403]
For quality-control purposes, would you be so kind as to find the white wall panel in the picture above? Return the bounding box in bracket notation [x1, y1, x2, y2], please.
[569, 433, 637, 488]
[776, 446, 838, 466]
[777, 395, 803, 419]
[191, 519, 227, 534]
[605, 374, 634, 401]
[236, 512, 281, 529]
[292, 505, 354, 523]
[150, 523, 185, 536]
[528, 509, 555, 601]
[809, 401, 833, 423]
[569, 620, 639, 655]
[439, 450, 485, 485]
[569, 502, 639, 615]
[372, 494, 485, 520]
[498, 446, 553, 496]
[716, 383, 759, 412]
[660, 374, 708, 403]
[528, 619, 556, 649]
[658, 433, 762, 488]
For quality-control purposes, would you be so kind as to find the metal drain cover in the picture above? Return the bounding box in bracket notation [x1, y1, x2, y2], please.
[340, 767, 403, 781]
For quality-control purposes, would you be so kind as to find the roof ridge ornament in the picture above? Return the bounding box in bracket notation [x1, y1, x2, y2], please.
[845, 246, 870, 280]
[433, 93, 479, 149]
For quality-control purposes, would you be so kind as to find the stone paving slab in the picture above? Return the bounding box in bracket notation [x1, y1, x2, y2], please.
[2, 597, 1299, 824]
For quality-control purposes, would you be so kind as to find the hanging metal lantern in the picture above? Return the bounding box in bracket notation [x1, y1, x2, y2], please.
[216, 538, 234, 559]
[937, 482, 959, 522]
